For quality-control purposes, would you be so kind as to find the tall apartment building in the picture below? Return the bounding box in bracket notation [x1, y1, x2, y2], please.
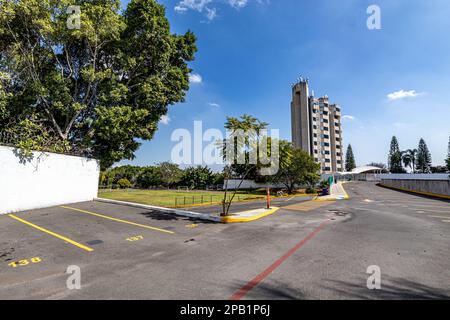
[291, 79, 344, 173]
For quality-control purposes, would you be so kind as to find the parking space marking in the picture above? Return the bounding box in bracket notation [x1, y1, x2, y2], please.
[61, 206, 175, 234]
[429, 215, 450, 219]
[8, 214, 94, 252]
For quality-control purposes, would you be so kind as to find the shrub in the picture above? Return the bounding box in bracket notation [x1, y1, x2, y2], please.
[117, 178, 132, 189]
[305, 187, 316, 194]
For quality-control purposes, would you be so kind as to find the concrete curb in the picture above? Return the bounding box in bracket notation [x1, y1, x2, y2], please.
[95, 198, 280, 223]
[95, 198, 221, 222]
[220, 207, 280, 223]
[314, 182, 350, 201]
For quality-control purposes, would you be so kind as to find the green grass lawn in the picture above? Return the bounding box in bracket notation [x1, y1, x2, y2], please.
[97, 189, 267, 208]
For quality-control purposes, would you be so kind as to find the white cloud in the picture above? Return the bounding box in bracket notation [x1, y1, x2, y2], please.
[175, 0, 211, 12]
[159, 115, 171, 125]
[175, 0, 217, 20]
[342, 115, 355, 121]
[208, 102, 220, 107]
[205, 7, 217, 20]
[387, 89, 424, 101]
[228, 0, 248, 8]
[175, 0, 266, 21]
[189, 73, 203, 84]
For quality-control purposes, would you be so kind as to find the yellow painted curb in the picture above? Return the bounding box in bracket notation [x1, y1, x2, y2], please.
[378, 183, 450, 200]
[220, 207, 280, 223]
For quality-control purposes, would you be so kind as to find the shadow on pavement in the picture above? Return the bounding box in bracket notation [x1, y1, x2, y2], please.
[230, 280, 306, 300]
[322, 276, 450, 300]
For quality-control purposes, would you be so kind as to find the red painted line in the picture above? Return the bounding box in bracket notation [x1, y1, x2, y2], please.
[229, 220, 329, 300]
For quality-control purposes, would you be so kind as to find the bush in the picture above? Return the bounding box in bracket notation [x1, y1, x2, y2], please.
[305, 187, 316, 194]
[117, 178, 132, 189]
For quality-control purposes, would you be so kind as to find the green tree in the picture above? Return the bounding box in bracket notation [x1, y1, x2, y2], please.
[274, 143, 321, 194]
[117, 178, 132, 189]
[157, 162, 182, 188]
[0, 0, 196, 168]
[223, 114, 269, 179]
[136, 166, 163, 189]
[401, 149, 417, 173]
[416, 138, 432, 173]
[345, 144, 356, 172]
[446, 136, 450, 172]
[430, 166, 447, 173]
[388, 136, 404, 173]
[180, 166, 214, 190]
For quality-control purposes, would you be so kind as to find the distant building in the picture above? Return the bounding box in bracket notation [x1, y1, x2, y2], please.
[291, 79, 343, 173]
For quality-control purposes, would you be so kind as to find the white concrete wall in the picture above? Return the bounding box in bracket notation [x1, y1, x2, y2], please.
[379, 173, 450, 181]
[0, 145, 100, 214]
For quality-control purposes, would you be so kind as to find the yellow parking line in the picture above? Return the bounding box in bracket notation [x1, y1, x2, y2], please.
[8, 214, 93, 252]
[443, 220, 450, 223]
[61, 206, 174, 235]
[429, 215, 450, 219]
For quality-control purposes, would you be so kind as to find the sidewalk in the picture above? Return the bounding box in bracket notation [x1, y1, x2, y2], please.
[315, 182, 350, 201]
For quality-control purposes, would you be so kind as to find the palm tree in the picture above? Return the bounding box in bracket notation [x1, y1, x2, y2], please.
[402, 149, 417, 173]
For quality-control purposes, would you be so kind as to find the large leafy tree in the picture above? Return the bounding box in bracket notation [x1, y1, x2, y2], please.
[180, 166, 214, 190]
[157, 162, 182, 188]
[416, 138, 432, 173]
[388, 136, 404, 173]
[274, 142, 320, 194]
[0, 0, 196, 168]
[345, 144, 356, 172]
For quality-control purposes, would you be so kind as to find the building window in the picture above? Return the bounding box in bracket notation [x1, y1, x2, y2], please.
[337, 160, 342, 164]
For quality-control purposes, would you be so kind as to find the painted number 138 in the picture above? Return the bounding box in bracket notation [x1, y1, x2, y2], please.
[8, 257, 42, 268]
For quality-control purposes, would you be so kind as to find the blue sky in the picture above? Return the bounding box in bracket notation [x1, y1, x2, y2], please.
[120, 0, 450, 168]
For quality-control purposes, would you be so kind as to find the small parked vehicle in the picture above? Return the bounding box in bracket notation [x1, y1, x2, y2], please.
[319, 187, 330, 196]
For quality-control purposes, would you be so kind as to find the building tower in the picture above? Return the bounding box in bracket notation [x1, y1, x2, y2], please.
[291, 79, 344, 173]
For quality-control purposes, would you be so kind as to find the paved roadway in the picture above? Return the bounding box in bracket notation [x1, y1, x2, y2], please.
[0, 182, 449, 299]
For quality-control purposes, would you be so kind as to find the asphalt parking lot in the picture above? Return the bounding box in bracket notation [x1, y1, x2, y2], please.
[0, 182, 449, 299]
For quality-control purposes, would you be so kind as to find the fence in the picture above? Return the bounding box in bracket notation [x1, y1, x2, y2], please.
[173, 194, 264, 208]
[97, 187, 267, 208]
